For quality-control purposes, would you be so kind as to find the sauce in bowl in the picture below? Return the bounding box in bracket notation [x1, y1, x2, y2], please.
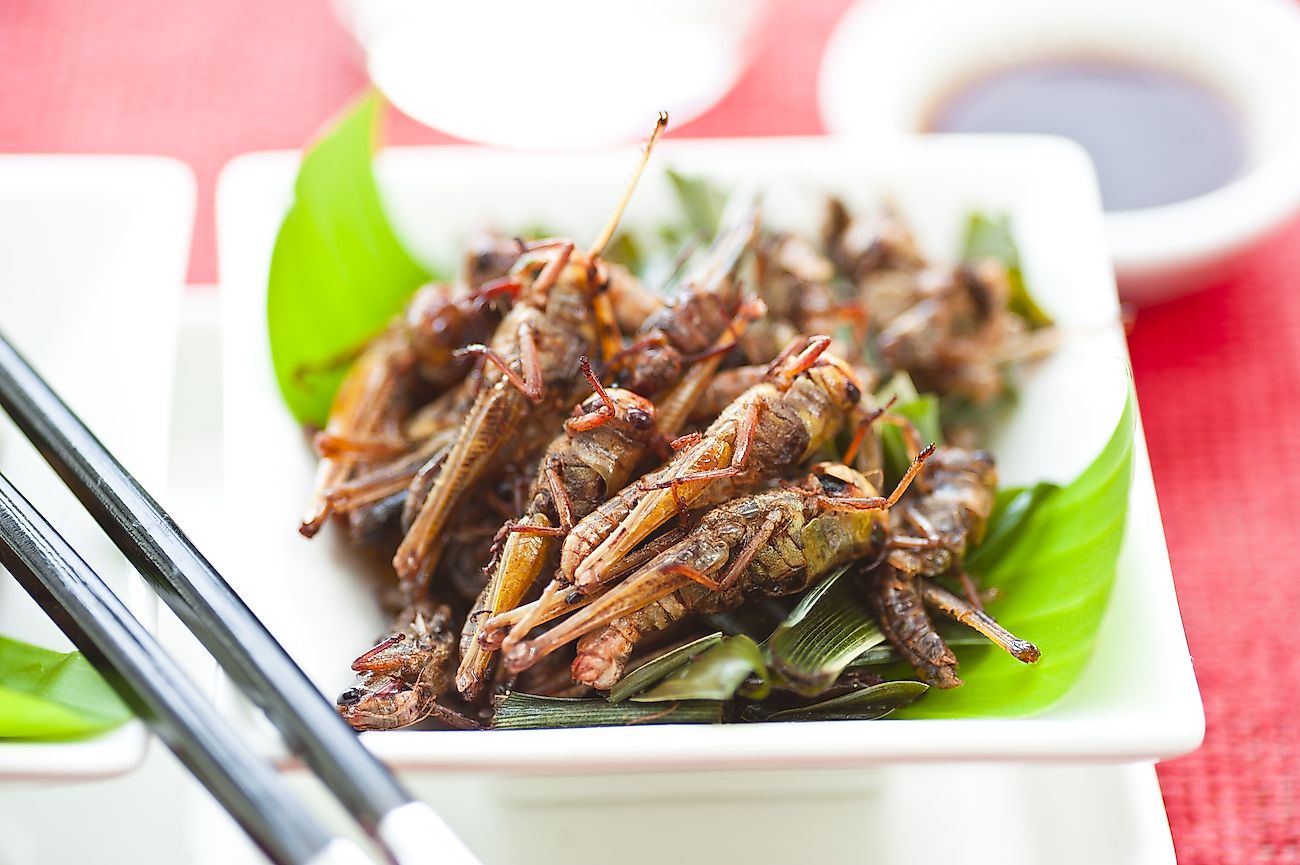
[926, 61, 1247, 211]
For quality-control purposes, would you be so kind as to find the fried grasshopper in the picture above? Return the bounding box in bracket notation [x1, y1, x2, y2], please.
[336, 602, 479, 731]
[740, 229, 866, 364]
[392, 115, 669, 597]
[865, 444, 1039, 687]
[501, 455, 931, 683]
[563, 335, 866, 596]
[454, 362, 659, 699]
[300, 246, 527, 537]
[456, 206, 766, 698]
[825, 199, 1055, 405]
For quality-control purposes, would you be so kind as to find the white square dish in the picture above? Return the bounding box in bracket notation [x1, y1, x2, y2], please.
[216, 135, 1202, 771]
[0, 155, 195, 779]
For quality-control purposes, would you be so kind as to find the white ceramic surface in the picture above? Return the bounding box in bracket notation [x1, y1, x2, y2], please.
[0, 156, 195, 778]
[216, 135, 1202, 772]
[200, 763, 1183, 865]
[819, 0, 1300, 304]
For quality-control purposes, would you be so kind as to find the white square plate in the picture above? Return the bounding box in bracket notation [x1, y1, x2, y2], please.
[0, 156, 195, 779]
[217, 136, 1203, 772]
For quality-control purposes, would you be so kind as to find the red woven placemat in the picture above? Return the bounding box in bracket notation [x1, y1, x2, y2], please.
[3, 1, 1296, 862]
[1130, 234, 1300, 864]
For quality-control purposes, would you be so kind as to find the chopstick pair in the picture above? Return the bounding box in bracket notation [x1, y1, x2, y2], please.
[0, 473, 369, 865]
[0, 332, 480, 865]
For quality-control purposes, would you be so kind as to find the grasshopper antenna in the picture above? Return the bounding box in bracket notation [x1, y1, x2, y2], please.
[587, 112, 668, 259]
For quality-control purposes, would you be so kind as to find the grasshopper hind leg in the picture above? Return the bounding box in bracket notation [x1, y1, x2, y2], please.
[866, 566, 962, 689]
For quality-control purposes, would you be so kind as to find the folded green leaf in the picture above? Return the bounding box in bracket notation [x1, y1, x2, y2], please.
[938, 388, 1020, 438]
[267, 90, 435, 427]
[966, 481, 1061, 575]
[0, 635, 131, 739]
[962, 213, 1053, 329]
[491, 693, 722, 729]
[633, 635, 769, 702]
[880, 394, 943, 484]
[608, 632, 723, 702]
[765, 567, 885, 696]
[602, 231, 646, 277]
[874, 371, 920, 406]
[896, 385, 1135, 718]
[665, 169, 728, 237]
[748, 681, 929, 722]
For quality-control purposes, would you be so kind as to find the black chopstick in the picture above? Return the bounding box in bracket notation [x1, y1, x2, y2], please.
[0, 471, 371, 865]
[0, 332, 477, 865]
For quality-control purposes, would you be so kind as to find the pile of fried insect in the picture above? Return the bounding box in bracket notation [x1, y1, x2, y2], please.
[303, 116, 1052, 731]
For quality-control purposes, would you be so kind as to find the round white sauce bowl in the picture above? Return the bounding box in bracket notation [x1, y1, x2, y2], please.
[819, 0, 1300, 304]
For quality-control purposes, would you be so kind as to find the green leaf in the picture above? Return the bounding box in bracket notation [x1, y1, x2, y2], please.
[0, 635, 131, 739]
[938, 387, 1019, 437]
[601, 231, 646, 276]
[608, 632, 724, 702]
[874, 371, 920, 406]
[881, 395, 944, 484]
[765, 567, 886, 696]
[961, 213, 1053, 329]
[966, 481, 1061, 575]
[633, 635, 769, 702]
[749, 681, 929, 722]
[665, 169, 728, 236]
[517, 223, 560, 241]
[491, 693, 722, 729]
[896, 386, 1136, 718]
[267, 91, 435, 427]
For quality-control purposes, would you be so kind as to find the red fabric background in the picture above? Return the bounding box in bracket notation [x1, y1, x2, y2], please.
[2, 1, 1296, 861]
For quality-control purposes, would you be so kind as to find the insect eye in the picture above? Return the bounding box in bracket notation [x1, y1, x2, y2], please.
[627, 408, 654, 430]
[337, 687, 365, 707]
[818, 474, 849, 496]
[844, 380, 861, 405]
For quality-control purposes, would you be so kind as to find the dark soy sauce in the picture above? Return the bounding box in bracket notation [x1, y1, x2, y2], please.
[926, 61, 1246, 211]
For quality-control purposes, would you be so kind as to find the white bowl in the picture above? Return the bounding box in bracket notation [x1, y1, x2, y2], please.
[216, 135, 1201, 772]
[819, 0, 1300, 305]
[0, 156, 194, 779]
[334, 0, 769, 148]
